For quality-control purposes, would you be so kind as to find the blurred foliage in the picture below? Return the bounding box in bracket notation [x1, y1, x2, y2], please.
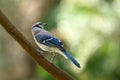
[0, 0, 120, 80]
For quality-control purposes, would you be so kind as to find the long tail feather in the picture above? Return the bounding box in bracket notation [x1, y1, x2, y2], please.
[62, 50, 80, 68]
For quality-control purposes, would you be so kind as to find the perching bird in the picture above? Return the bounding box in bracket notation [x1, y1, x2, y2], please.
[31, 22, 80, 68]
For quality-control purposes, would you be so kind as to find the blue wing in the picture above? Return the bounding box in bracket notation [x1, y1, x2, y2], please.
[35, 32, 64, 51]
[44, 37, 63, 47]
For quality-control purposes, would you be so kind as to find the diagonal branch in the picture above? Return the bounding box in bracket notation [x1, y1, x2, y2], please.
[0, 9, 73, 80]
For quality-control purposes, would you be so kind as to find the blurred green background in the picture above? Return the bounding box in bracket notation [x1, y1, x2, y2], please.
[0, 0, 120, 80]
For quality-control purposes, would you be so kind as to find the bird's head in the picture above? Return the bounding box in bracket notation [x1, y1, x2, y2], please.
[32, 22, 47, 29]
[31, 22, 47, 35]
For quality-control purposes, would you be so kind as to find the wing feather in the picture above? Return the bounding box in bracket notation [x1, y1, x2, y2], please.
[35, 32, 64, 51]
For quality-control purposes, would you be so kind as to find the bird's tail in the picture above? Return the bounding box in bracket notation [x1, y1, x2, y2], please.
[61, 50, 80, 68]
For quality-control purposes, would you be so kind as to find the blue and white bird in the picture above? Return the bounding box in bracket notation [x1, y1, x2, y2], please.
[31, 22, 80, 68]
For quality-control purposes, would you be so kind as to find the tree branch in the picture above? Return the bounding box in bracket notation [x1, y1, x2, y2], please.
[0, 9, 73, 80]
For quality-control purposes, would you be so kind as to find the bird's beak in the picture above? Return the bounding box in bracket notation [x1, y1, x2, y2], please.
[43, 23, 47, 26]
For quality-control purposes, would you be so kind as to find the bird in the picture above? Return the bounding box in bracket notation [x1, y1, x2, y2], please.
[31, 22, 80, 68]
